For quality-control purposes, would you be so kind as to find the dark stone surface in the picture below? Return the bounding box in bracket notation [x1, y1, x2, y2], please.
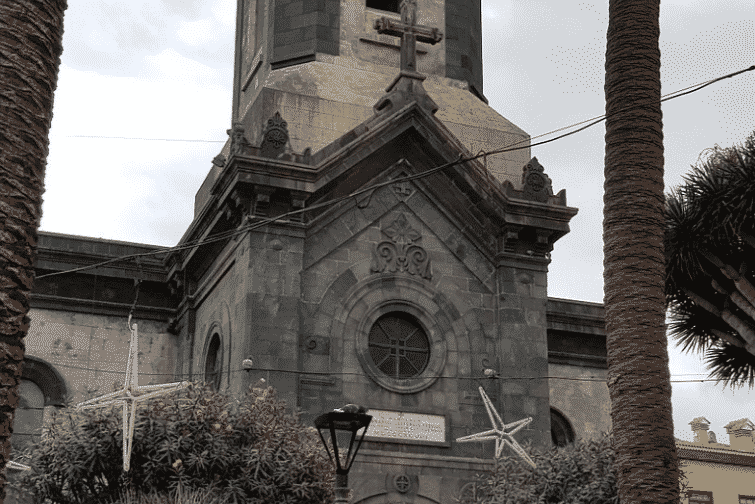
[272, 0, 340, 67]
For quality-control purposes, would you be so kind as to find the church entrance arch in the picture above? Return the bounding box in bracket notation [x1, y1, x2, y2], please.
[354, 493, 440, 504]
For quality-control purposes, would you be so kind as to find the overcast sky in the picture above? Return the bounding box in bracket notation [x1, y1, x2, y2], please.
[41, 0, 754, 442]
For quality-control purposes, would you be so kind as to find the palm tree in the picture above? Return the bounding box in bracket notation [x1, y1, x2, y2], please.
[666, 131, 755, 388]
[0, 0, 67, 500]
[604, 1, 680, 503]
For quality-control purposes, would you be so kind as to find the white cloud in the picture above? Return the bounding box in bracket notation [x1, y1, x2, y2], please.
[141, 47, 224, 85]
[211, 0, 237, 28]
[42, 63, 230, 245]
[176, 18, 221, 47]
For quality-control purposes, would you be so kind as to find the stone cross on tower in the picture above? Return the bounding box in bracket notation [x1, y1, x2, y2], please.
[372, 0, 443, 114]
[374, 0, 443, 76]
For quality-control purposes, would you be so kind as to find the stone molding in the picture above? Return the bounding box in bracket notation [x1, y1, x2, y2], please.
[333, 275, 453, 394]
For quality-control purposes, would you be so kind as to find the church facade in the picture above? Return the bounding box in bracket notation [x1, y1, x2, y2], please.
[17, 0, 612, 502]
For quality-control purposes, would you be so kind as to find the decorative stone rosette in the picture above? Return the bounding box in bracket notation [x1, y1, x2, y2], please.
[521, 157, 553, 203]
[260, 111, 289, 158]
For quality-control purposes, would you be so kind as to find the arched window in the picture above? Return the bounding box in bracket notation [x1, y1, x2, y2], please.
[13, 379, 45, 451]
[204, 333, 222, 390]
[12, 357, 67, 452]
[368, 312, 430, 379]
[551, 408, 575, 447]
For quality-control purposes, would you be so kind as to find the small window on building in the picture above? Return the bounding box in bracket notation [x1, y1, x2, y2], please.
[205, 334, 222, 391]
[369, 312, 430, 379]
[551, 408, 575, 447]
[739, 495, 755, 504]
[366, 0, 399, 13]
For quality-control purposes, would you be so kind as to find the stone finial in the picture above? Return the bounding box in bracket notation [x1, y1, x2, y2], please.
[260, 111, 289, 158]
[227, 122, 251, 156]
[212, 154, 226, 167]
[521, 157, 553, 203]
[724, 418, 755, 451]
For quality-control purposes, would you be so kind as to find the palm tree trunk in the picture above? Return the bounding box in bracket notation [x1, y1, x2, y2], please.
[0, 1, 67, 501]
[604, 1, 680, 503]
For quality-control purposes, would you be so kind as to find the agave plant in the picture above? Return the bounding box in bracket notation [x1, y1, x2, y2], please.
[665, 130, 755, 388]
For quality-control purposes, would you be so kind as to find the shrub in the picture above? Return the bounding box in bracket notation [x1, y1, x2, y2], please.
[19, 383, 334, 504]
[459, 433, 688, 504]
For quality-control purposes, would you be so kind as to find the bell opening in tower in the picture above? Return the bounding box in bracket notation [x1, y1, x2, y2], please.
[366, 0, 399, 13]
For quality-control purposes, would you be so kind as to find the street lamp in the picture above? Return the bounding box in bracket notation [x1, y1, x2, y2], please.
[314, 405, 372, 504]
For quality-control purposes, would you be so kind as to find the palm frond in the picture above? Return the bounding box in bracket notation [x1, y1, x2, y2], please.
[704, 344, 755, 390]
[664, 130, 755, 389]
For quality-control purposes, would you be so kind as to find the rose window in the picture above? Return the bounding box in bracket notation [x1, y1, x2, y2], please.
[368, 312, 430, 379]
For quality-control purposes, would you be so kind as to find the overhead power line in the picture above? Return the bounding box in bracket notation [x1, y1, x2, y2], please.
[34, 359, 726, 384]
[66, 135, 225, 143]
[38, 65, 755, 281]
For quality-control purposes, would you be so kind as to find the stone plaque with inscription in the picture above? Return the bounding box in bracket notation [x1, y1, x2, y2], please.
[362, 409, 446, 444]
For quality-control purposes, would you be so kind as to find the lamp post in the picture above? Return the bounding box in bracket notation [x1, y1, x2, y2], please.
[314, 405, 372, 504]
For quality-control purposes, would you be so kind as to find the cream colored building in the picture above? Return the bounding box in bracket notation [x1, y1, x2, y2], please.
[678, 417, 755, 504]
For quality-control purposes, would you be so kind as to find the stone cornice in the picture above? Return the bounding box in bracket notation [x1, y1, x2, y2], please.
[548, 351, 607, 369]
[30, 294, 175, 321]
[36, 231, 168, 282]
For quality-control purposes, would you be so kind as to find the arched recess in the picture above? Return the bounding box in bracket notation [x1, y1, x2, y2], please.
[13, 357, 67, 451]
[551, 407, 575, 447]
[354, 493, 440, 504]
[203, 326, 223, 391]
[21, 356, 67, 407]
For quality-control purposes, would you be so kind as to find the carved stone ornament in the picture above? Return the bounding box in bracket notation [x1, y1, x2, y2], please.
[212, 154, 226, 167]
[392, 177, 415, 201]
[260, 111, 289, 158]
[521, 157, 553, 203]
[371, 213, 432, 280]
[227, 122, 251, 156]
[393, 474, 411, 494]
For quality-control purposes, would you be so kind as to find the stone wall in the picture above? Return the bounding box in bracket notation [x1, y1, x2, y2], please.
[25, 309, 178, 405]
[548, 363, 610, 440]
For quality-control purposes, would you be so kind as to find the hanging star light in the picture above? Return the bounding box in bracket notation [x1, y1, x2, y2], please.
[455, 386, 537, 468]
[7, 460, 31, 471]
[76, 317, 188, 472]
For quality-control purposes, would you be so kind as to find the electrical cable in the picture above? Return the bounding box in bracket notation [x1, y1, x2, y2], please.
[29, 359, 732, 385]
[38, 65, 754, 280]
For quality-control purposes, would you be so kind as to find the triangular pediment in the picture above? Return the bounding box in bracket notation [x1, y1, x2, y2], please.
[303, 100, 577, 251]
[303, 187, 498, 296]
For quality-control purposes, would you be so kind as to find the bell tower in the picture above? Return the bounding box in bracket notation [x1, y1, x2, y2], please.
[230, 0, 530, 185]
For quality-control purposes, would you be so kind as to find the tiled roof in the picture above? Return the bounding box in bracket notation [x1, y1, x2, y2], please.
[689, 416, 710, 425]
[724, 418, 755, 431]
[676, 439, 755, 467]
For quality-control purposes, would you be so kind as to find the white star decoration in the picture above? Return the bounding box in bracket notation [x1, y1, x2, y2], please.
[455, 386, 537, 468]
[77, 318, 188, 472]
[8, 460, 31, 471]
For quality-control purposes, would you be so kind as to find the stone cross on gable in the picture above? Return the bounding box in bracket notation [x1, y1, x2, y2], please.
[374, 0, 443, 75]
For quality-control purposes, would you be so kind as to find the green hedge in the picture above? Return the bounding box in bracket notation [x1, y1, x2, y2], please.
[17, 383, 334, 504]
